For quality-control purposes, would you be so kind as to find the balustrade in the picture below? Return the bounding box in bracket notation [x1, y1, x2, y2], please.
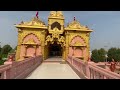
[0, 55, 43, 79]
[67, 55, 120, 79]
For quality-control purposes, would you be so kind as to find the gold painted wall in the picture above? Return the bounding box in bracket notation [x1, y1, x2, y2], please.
[15, 11, 93, 61]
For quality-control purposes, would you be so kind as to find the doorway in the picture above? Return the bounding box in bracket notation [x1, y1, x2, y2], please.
[48, 42, 62, 57]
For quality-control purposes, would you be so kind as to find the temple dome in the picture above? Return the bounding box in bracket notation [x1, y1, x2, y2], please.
[65, 18, 89, 30]
[19, 16, 46, 27]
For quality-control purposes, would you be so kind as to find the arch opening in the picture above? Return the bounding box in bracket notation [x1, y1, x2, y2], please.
[51, 22, 61, 30]
[48, 41, 62, 57]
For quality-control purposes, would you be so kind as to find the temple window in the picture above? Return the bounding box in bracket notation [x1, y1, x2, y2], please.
[51, 22, 61, 30]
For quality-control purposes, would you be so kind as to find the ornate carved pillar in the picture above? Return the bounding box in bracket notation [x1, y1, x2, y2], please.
[65, 46, 69, 60]
[16, 30, 22, 61]
[25, 45, 27, 57]
[72, 47, 76, 56]
[81, 47, 84, 57]
[65, 32, 69, 60]
[41, 45, 45, 60]
[34, 45, 37, 56]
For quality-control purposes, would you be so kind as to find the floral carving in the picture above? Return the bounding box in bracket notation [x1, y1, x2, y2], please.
[49, 11, 64, 18]
[66, 20, 82, 29]
[50, 11, 56, 16]
[19, 17, 46, 27]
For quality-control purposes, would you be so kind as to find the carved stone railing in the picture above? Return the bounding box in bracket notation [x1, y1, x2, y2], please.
[0, 55, 43, 79]
[67, 56, 120, 79]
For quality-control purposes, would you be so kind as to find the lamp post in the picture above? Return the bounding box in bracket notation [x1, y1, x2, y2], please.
[105, 54, 108, 63]
[104, 45, 108, 67]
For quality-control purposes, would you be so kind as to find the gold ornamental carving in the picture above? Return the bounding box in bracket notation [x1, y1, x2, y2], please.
[45, 27, 65, 46]
[23, 38, 37, 45]
[66, 20, 82, 29]
[19, 17, 46, 27]
[15, 11, 93, 61]
[49, 11, 64, 19]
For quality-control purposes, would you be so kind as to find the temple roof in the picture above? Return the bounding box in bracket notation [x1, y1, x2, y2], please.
[15, 16, 47, 28]
[48, 11, 64, 19]
[65, 18, 93, 32]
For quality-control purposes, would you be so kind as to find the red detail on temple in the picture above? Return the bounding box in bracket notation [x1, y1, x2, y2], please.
[74, 16, 76, 21]
[36, 11, 39, 18]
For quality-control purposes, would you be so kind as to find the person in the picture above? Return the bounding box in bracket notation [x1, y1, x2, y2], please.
[110, 58, 116, 72]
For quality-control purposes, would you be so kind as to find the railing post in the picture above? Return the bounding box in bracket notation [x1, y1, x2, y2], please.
[3, 71, 7, 79]
[71, 56, 73, 65]
[85, 62, 90, 79]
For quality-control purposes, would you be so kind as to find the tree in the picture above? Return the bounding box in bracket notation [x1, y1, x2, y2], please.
[1, 44, 12, 55]
[107, 47, 120, 62]
[91, 48, 106, 63]
[98, 48, 106, 62]
[91, 49, 99, 63]
[14, 46, 17, 50]
[9, 46, 17, 53]
[0, 46, 2, 55]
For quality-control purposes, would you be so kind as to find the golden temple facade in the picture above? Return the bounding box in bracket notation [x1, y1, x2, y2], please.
[15, 11, 93, 61]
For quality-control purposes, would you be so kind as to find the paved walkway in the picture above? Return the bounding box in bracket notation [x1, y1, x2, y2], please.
[26, 58, 80, 79]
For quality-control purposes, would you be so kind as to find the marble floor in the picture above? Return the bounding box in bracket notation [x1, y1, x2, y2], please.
[26, 58, 80, 79]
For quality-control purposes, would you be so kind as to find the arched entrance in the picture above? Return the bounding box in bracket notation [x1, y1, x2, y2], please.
[48, 42, 62, 57]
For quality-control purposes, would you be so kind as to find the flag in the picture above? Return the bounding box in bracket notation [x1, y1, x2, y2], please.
[36, 11, 39, 18]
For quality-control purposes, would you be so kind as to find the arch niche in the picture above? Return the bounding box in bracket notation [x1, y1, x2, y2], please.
[69, 35, 87, 60]
[20, 33, 42, 59]
[51, 22, 61, 30]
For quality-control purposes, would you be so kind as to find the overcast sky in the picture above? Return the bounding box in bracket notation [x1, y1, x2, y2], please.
[0, 11, 120, 50]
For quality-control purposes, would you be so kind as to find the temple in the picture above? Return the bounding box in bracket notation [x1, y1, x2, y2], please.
[15, 11, 93, 61]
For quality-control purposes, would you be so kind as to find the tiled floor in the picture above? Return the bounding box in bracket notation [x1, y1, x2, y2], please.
[26, 58, 80, 79]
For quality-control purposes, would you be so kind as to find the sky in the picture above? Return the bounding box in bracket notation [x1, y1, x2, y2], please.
[0, 11, 120, 51]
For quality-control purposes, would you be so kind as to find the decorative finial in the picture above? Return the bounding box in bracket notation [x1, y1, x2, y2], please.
[36, 11, 39, 18]
[21, 21, 24, 24]
[74, 16, 76, 21]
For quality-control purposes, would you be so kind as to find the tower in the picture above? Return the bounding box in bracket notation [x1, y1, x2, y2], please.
[48, 11, 64, 34]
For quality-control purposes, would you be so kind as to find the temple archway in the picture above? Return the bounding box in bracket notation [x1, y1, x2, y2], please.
[69, 35, 87, 60]
[51, 22, 61, 30]
[48, 41, 62, 57]
[20, 33, 41, 59]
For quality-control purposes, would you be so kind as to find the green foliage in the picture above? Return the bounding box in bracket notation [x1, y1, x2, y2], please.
[14, 46, 17, 50]
[0, 46, 2, 54]
[98, 48, 106, 62]
[0, 59, 6, 65]
[91, 49, 99, 63]
[107, 47, 120, 61]
[2, 54, 8, 58]
[91, 48, 106, 63]
[9, 49, 15, 53]
[0, 55, 2, 60]
[9, 46, 17, 53]
[1, 44, 12, 55]
[0, 55, 6, 65]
